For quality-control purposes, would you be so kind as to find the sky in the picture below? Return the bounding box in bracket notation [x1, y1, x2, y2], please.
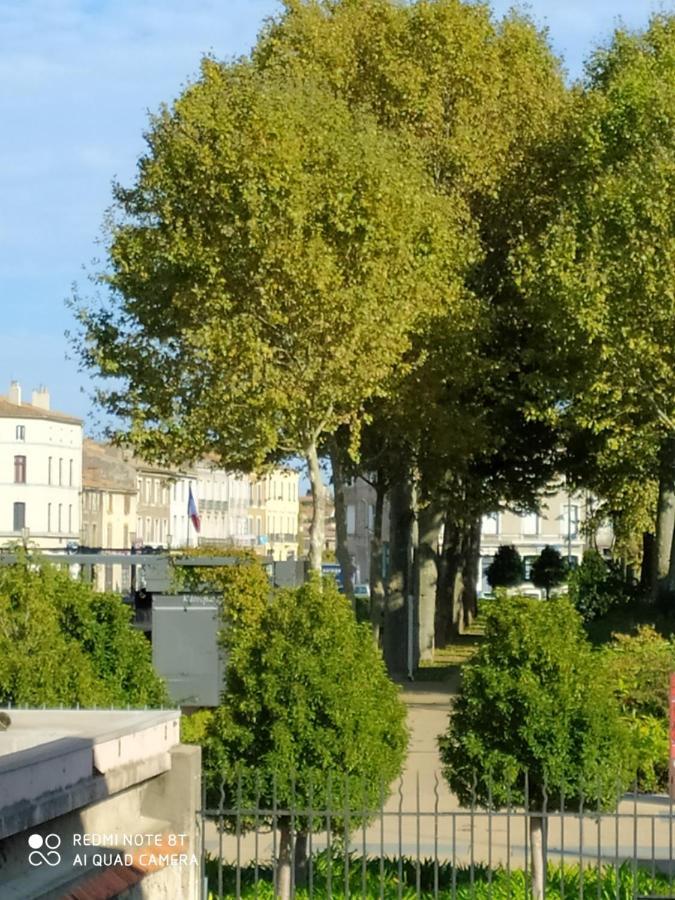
[0, 0, 667, 429]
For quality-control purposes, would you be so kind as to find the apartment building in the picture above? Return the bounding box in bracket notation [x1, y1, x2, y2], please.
[82, 439, 137, 591]
[343, 476, 390, 585]
[0, 382, 82, 549]
[134, 459, 172, 548]
[194, 460, 253, 549]
[478, 483, 614, 596]
[251, 468, 300, 561]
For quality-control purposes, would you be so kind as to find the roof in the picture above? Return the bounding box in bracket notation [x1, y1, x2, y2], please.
[0, 396, 82, 426]
[82, 439, 137, 492]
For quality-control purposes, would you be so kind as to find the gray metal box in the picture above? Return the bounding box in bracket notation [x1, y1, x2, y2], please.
[152, 593, 224, 707]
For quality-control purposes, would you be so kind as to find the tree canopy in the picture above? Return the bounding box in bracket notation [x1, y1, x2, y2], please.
[73, 59, 473, 569]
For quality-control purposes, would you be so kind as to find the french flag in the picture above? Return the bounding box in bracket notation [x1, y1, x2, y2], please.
[188, 486, 201, 533]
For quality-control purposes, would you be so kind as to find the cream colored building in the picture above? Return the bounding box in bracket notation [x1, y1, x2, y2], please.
[135, 460, 172, 548]
[82, 439, 137, 591]
[0, 382, 82, 549]
[250, 468, 300, 561]
[479, 481, 614, 597]
[194, 460, 253, 549]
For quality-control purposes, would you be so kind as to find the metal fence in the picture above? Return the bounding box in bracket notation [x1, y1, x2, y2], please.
[200, 774, 675, 899]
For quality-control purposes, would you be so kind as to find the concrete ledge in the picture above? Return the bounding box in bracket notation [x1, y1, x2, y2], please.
[0, 753, 172, 841]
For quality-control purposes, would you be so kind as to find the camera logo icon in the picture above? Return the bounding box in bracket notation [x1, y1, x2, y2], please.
[28, 833, 62, 867]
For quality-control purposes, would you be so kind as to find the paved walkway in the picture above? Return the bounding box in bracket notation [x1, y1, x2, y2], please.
[204, 679, 675, 871]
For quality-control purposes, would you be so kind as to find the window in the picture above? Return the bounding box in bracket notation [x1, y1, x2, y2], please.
[521, 512, 538, 536]
[15, 425, 25, 441]
[124, 494, 131, 515]
[47, 503, 52, 532]
[481, 513, 499, 536]
[13, 502, 25, 532]
[347, 505, 356, 536]
[14, 455, 26, 484]
[48, 457, 52, 485]
[106, 523, 113, 548]
[68, 505, 72, 533]
[69, 459, 73, 487]
[123, 524, 129, 548]
[561, 503, 579, 539]
[58, 458, 63, 486]
[108, 492, 114, 514]
[58, 504, 62, 533]
[368, 504, 375, 532]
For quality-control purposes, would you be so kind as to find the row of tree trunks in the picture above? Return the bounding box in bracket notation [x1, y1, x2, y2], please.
[434, 508, 480, 649]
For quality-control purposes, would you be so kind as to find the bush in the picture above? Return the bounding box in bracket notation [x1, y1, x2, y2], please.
[602, 625, 675, 792]
[568, 550, 628, 621]
[203, 576, 408, 811]
[181, 708, 214, 745]
[486, 545, 524, 590]
[530, 546, 567, 599]
[0, 554, 169, 707]
[439, 596, 633, 810]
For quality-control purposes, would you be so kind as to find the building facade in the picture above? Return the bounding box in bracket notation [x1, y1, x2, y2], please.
[0, 382, 82, 550]
[82, 439, 137, 591]
[134, 459, 172, 549]
[251, 469, 300, 561]
[478, 483, 614, 597]
[343, 476, 390, 586]
[194, 461, 253, 549]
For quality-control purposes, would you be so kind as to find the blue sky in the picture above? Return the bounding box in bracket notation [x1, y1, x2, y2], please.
[0, 0, 666, 428]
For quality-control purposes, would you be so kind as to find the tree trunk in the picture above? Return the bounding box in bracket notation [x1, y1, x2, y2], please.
[294, 831, 308, 890]
[417, 499, 443, 662]
[530, 814, 547, 900]
[306, 440, 325, 574]
[461, 515, 481, 628]
[435, 506, 480, 645]
[277, 821, 293, 900]
[329, 439, 355, 598]
[435, 513, 464, 647]
[641, 532, 655, 591]
[384, 477, 413, 675]
[369, 476, 386, 645]
[653, 436, 675, 602]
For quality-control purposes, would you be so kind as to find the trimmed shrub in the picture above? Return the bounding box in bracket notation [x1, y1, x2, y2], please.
[486, 545, 524, 590]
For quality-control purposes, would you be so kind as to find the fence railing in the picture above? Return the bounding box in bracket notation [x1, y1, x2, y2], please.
[200, 774, 675, 899]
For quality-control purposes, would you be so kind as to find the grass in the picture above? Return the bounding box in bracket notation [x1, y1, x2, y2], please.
[416, 605, 487, 682]
[206, 854, 674, 899]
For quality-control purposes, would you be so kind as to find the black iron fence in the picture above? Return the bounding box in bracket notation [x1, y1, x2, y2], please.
[200, 774, 675, 899]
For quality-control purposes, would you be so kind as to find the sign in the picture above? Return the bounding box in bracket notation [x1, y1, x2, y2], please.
[321, 563, 344, 592]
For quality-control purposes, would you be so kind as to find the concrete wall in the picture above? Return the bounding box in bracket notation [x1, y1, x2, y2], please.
[0, 711, 201, 900]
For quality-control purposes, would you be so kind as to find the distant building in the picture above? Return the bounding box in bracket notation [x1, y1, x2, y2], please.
[252, 469, 300, 561]
[0, 382, 82, 549]
[194, 460, 253, 549]
[134, 458, 172, 548]
[342, 476, 390, 585]
[478, 482, 614, 597]
[82, 439, 137, 591]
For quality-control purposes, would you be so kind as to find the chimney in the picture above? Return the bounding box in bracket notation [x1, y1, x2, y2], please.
[31, 386, 50, 410]
[8, 381, 21, 406]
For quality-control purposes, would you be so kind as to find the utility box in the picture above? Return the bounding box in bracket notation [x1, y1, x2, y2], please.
[152, 594, 224, 707]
